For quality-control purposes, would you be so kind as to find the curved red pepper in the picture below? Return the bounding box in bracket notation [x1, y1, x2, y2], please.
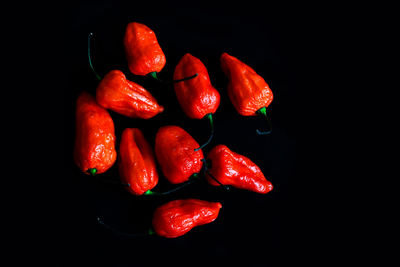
[124, 22, 166, 76]
[152, 199, 222, 238]
[173, 53, 220, 119]
[220, 52, 273, 116]
[96, 70, 164, 119]
[74, 92, 117, 175]
[206, 144, 273, 194]
[118, 128, 158, 195]
[155, 126, 203, 184]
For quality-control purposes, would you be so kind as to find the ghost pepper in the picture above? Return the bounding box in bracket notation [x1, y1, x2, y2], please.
[173, 53, 220, 119]
[155, 125, 203, 184]
[124, 22, 166, 77]
[220, 52, 273, 134]
[205, 144, 273, 194]
[173, 53, 220, 150]
[152, 199, 222, 238]
[74, 92, 117, 175]
[96, 70, 164, 119]
[118, 128, 158, 195]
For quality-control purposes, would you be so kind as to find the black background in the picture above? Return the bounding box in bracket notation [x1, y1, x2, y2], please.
[56, 0, 310, 266]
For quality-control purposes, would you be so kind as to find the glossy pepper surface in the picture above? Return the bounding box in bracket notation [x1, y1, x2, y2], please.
[124, 22, 166, 76]
[74, 92, 117, 175]
[152, 199, 222, 238]
[96, 70, 164, 119]
[118, 128, 158, 195]
[155, 126, 203, 184]
[173, 53, 220, 119]
[220, 52, 273, 116]
[206, 144, 273, 194]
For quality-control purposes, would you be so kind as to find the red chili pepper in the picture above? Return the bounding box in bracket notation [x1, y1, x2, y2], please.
[74, 92, 117, 175]
[155, 125, 203, 184]
[152, 199, 222, 238]
[220, 52, 273, 134]
[205, 144, 273, 194]
[174, 53, 220, 119]
[124, 22, 166, 77]
[96, 70, 164, 119]
[118, 128, 158, 195]
[173, 53, 220, 150]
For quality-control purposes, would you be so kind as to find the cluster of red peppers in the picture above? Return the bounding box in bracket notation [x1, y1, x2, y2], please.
[74, 22, 274, 238]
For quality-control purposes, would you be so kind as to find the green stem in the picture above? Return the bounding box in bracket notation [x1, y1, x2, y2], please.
[97, 217, 155, 237]
[88, 33, 102, 81]
[148, 71, 160, 81]
[143, 173, 199, 196]
[255, 107, 272, 135]
[147, 72, 198, 83]
[87, 168, 97, 176]
[200, 159, 230, 191]
[173, 73, 198, 83]
[194, 113, 214, 151]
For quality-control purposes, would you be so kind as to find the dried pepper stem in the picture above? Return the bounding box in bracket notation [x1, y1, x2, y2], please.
[256, 107, 272, 135]
[148, 71, 198, 83]
[88, 33, 102, 81]
[143, 173, 199, 196]
[97, 217, 155, 237]
[194, 113, 214, 151]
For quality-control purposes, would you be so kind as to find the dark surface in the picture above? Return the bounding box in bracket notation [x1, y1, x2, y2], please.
[59, 1, 302, 266]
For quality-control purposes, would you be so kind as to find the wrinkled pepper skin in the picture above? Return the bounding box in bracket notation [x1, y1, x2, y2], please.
[152, 199, 222, 238]
[206, 144, 273, 194]
[96, 70, 164, 119]
[118, 128, 158, 195]
[74, 92, 117, 175]
[220, 52, 273, 116]
[173, 53, 220, 119]
[155, 126, 203, 184]
[124, 22, 166, 76]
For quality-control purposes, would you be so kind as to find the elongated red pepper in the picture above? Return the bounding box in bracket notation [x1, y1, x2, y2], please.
[205, 144, 273, 194]
[74, 92, 117, 175]
[155, 126, 203, 184]
[96, 70, 164, 119]
[220, 52, 273, 134]
[152, 199, 222, 238]
[124, 22, 166, 77]
[173, 53, 220, 150]
[118, 128, 158, 195]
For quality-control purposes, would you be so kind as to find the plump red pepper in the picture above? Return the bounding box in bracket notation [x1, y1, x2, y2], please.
[173, 53, 220, 119]
[96, 70, 164, 119]
[118, 128, 158, 195]
[74, 92, 117, 175]
[220, 52, 273, 116]
[173, 53, 220, 150]
[205, 144, 273, 194]
[155, 126, 203, 184]
[124, 22, 166, 77]
[152, 199, 222, 238]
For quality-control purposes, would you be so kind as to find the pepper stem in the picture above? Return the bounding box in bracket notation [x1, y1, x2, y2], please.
[87, 168, 97, 176]
[88, 33, 102, 81]
[206, 170, 230, 191]
[200, 159, 230, 191]
[97, 217, 155, 237]
[148, 71, 160, 81]
[143, 173, 199, 196]
[194, 113, 214, 151]
[147, 72, 198, 83]
[256, 107, 272, 135]
[173, 73, 198, 83]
